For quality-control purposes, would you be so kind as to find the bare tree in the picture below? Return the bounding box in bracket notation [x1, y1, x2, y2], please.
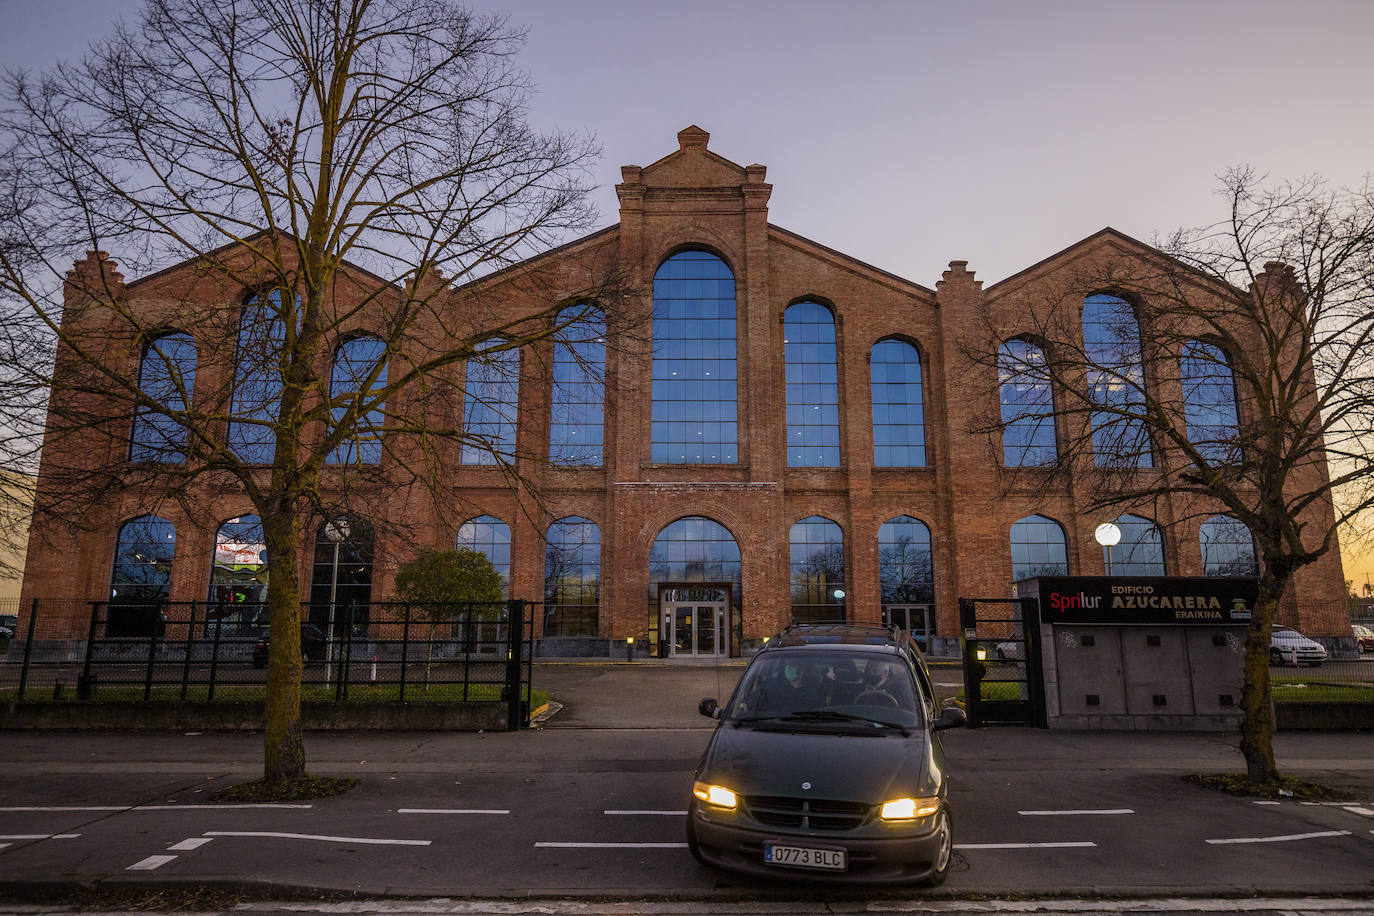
[0, 0, 630, 786]
[961, 168, 1374, 784]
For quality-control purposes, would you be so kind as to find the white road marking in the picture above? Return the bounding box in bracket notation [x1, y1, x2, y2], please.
[604, 810, 687, 816]
[0, 804, 309, 812]
[397, 808, 509, 815]
[127, 855, 177, 871]
[1253, 801, 1281, 806]
[0, 806, 123, 812]
[0, 834, 81, 840]
[205, 831, 430, 846]
[1301, 801, 1372, 806]
[956, 842, 1097, 849]
[168, 837, 215, 851]
[1342, 806, 1373, 816]
[0, 844, 9, 850]
[536, 842, 689, 848]
[1206, 830, 1352, 845]
[1018, 809, 1134, 816]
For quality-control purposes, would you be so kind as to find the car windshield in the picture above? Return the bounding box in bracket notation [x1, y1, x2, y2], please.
[725, 650, 924, 731]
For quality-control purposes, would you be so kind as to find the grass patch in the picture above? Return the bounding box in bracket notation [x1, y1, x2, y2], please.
[212, 773, 358, 803]
[1270, 676, 1374, 703]
[1184, 773, 1350, 800]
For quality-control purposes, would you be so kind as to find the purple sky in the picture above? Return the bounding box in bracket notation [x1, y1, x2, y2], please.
[7, 0, 1374, 587]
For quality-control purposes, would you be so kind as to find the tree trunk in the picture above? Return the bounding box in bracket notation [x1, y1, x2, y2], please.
[262, 510, 305, 785]
[1238, 580, 1284, 784]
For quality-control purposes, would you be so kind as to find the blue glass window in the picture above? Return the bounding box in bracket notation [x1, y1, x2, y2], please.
[456, 515, 511, 597]
[1200, 514, 1257, 576]
[544, 516, 600, 636]
[871, 339, 926, 467]
[110, 515, 176, 601]
[209, 515, 268, 630]
[999, 339, 1057, 466]
[227, 291, 287, 464]
[461, 341, 519, 465]
[1105, 513, 1166, 576]
[785, 301, 841, 467]
[1083, 294, 1152, 467]
[549, 306, 605, 465]
[1010, 514, 1069, 581]
[1180, 340, 1241, 464]
[131, 333, 196, 463]
[790, 516, 846, 621]
[327, 336, 387, 465]
[878, 516, 934, 604]
[651, 251, 738, 464]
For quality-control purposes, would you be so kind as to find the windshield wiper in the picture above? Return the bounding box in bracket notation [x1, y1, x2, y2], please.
[733, 710, 909, 735]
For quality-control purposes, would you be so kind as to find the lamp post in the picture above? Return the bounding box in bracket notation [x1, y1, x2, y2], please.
[1095, 522, 1122, 577]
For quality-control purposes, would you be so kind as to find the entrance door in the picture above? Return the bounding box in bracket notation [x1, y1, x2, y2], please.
[883, 604, 936, 648]
[665, 602, 726, 658]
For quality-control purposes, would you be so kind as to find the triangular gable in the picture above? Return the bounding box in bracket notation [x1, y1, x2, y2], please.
[638, 125, 748, 189]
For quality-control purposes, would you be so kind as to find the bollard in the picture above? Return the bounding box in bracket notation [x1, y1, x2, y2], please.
[626, 636, 635, 662]
[52, 681, 65, 701]
[1291, 646, 1299, 667]
[371, 654, 377, 682]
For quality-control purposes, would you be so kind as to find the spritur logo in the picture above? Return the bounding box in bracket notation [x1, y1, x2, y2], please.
[1049, 591, 1101, 612]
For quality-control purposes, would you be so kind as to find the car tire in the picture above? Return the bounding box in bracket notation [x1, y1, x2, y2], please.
[685, 810, 707, 866]
[918, 805, 953, 887]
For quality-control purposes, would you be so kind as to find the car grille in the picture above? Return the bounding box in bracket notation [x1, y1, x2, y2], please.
[743, 794, 871, 831]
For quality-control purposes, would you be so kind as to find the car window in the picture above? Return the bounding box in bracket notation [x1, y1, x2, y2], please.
[726, 650, 924, 729]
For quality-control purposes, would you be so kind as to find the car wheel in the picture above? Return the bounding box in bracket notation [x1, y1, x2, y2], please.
[918, 806, 953, 887]
[685, 810, 707, 866]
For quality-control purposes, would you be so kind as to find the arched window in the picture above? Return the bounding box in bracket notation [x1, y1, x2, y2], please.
[1082, 293, 1152, 467]
[228, 290, 287, 464]
[1181, 340, 1241, 464]
[790, 516, 846, 622]
[131, 332, 196, 463]
[649, 516, 742, 657]
[1105, 513, 1166, 576]
[457, 515, 511, 597]
[108, 514, 176, 638]
[549, 305, 605, 465]
[784, 301, 840, 467]
[1200, 514, 1258, 576]
[544, 516, 600, 636]
[878, 515, 933, 605]
[870, 339, 926, 467]
[1010, 514, 1069, 581]
[999, 339, 1056, 466]
[309, 518, 373, 635]
[461, 341, 519, 464]
[327, 336, 387, 465]
[209, 514, 268, 632]
[651, 251, 738, 464]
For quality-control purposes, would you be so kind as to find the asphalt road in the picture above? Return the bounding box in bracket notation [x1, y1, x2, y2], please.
[1, 662, 1372, 904]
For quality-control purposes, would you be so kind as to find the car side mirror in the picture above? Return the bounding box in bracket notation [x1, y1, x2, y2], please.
[698, 697, 720, 719]
[932, 706, 967, 732]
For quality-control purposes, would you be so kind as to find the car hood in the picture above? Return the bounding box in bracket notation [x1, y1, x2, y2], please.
[699, 724, 934, 803]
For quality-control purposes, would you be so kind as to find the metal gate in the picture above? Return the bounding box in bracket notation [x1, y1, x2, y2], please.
[958, 596, 1046, 727]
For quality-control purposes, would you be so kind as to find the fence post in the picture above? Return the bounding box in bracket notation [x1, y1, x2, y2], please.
[338, 605, 355, 702]
[505, 600, 523, 730]
[398, 603, 411, 703]
[180, 601, 198, 701]
[143, 607, 160, 701]
[207, 610, 223, 702]
[17, 597, 39, 701]
[462, 606, 473, 702]
[78, 601, 101, 700]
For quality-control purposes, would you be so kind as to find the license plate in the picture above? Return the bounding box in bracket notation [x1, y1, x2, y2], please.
[763, 842, 847, 870]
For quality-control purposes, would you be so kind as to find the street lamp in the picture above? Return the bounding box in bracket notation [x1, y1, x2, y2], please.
[1095, 522, 1122, 577]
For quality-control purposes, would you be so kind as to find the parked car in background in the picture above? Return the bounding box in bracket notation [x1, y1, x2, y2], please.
[251, 623, 327, 669]
[0, 614, 16, 639]
[1353, 624, 1374, 653]
[1269, 626, 1327, 666]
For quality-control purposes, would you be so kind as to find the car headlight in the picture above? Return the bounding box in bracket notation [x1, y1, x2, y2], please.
[693, 781, 737, 810]
[880, 797, 941, 820]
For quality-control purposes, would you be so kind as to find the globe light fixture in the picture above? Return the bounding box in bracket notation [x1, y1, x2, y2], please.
[1095, 522, 1122, 576]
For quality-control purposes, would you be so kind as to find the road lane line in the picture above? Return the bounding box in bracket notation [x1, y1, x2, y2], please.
[133, 804, 313, 810]
[127, 855, 177, 870]
[0, 806, 124, 812]
[536, 842, 688, 848]
[0, 834, 81, 840]
[955, 842, 1097, 849]
[1206, 830, 1352, 845]
[1018, 809, 1134, 816]
[1342, 806, 1373, 816]
[168, 838, 215, 851]
[604, 810, 687, 816]
[205, 831, 430, 846]
[0, 844, 9, 850]
[397, 808, 509, 815]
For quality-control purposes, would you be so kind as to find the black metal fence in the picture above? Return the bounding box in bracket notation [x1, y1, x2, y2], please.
[1, 598, 536, 728]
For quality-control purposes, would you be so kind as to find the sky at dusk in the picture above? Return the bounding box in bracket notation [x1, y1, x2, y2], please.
[5, 0, 1374, 587]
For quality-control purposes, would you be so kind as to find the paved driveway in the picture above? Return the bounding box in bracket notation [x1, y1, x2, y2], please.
[532, 661, 747, 728]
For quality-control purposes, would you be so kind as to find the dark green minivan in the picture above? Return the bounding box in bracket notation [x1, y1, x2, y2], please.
[688, 623, 966, 885]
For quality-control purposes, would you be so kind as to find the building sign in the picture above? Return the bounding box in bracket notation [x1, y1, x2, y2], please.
[1022, 576, 1258, 626]
[662, 586, 727, 604]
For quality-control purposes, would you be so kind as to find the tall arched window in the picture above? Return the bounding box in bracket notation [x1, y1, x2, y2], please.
[784, 301, 840, 467]
[649, 517, 742, 657]
[870, 339, 926, 467]
[878, 515, 934, 605]
[790, 516, 846, 622]
[1082, 293, 1152, 467]
[461, 341, 519, 465]
[651, 251, 738, 464]
[108, 514, 176, 637]
[457, 515, 512, 597]
[549, 305, 605, 465]
[1181, 340, 1241, 464]
[228, 290, 286, 464]
[131, 332, 196, 463]
[1200, 514, 1258, 576]
[999, 339, 1056, 466]
[209, 515, 268, 632]
[544, 516, 601, 636]
[327, 336, 387, 465]
[1010, 514, 1069, 581]
[1105, 513, 1166, 576]
[309, 518, 373, 634]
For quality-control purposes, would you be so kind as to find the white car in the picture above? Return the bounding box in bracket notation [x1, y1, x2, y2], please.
[1269, 626, 1327, 667]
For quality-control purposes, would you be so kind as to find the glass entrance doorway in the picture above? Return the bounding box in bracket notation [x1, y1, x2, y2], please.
[660, 585, 730, 658]
[883, 604, 935, 647]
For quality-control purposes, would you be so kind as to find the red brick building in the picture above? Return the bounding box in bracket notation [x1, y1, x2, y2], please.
[19, 127, 1350, 657]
